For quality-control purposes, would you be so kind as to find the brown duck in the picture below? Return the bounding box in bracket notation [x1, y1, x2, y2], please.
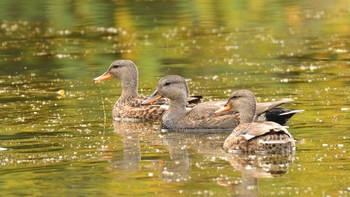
[142, 75, 300, 131]
[142, 75, 236, 130]
[215, 89, 296, 153]
[94, 60, 167, 121]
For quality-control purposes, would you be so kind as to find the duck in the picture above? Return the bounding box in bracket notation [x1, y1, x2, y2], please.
[94, 60, 167, 121]
[142, 75, 300, 131]
[142, 75, 237, 130]
[215, 89, 296, 153]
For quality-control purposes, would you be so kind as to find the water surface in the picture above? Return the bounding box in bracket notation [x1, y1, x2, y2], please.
[1, 0, 350, 196]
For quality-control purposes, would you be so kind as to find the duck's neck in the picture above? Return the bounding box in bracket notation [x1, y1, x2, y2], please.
[120, 73, 138, 100]
[164, 98, 187, 121]
[239, 102, 256, 124]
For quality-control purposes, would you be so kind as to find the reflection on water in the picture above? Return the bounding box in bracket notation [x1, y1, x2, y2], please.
[219, 152, 294, 196]
[111, 121, 162, 172]
[1, 0, 350, 196]
[111, 121, 296, 196]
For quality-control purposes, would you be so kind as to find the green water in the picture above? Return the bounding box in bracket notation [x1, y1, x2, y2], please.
[1, 0, 350, 196]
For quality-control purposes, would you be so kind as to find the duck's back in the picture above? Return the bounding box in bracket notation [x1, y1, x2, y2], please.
[187, 101, 227, 119]
[184, 101, 238, 129]
[160, 101, 238, 130]
[223, 122, 295, 153]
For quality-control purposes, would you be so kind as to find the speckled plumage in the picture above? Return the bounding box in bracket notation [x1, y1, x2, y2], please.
[112, 95, 165, 120]
[220, 90, 296, 153]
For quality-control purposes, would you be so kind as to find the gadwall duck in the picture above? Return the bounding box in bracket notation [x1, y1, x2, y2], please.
[94, 60, 167, 121]
[142, 75, 237, 130]
[142, 75, 300, 131]
[215, 89, 296, 153]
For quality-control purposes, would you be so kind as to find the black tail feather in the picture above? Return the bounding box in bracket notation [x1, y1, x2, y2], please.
[265, 108, 303, 125]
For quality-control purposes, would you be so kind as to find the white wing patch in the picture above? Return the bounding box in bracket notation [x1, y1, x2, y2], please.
[239, 121, 293, 140]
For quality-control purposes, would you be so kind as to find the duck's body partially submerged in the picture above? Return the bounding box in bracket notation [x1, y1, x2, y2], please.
[223, 121, 295, 153]
[142, 75, 301, 132]
[186, 99, 301, 126]
[112, 94, 166, 121]
[94, 60, 166, 121]
[215, 89, 296, 153]
[94, 60, 301, 126]
[143, 75, 238, 130]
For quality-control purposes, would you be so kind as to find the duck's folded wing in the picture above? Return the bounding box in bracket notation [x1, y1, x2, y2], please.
[187, 101, 228, 119]
[256, 98, 293, 115]
[196, 114, 239, 129]
[241, 122, 292, 141]
[121, 105, 165, 120]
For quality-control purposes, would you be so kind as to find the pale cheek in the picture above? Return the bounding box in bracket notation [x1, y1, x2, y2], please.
[232, 102, 238, 111]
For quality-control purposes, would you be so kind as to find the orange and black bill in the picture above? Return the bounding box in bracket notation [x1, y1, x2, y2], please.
[94, 72, 112, 82]
[142, 90, 163, 105]
[214, 104, 232, 115]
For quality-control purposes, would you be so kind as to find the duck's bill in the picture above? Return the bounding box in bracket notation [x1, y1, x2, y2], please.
[214, 104, 232, 115]
[94, 72, 112, 82]
[142, 90, 163, 105]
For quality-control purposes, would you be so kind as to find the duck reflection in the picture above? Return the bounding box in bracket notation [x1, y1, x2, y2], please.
[218, 152, 295, 196]
[158, 133, 191, 182]
[111, 120, 163, 171]
[110, 120, 295, 192]
[159, 131, 229, 182]
[160, 131, 295, 197]
[110, 121, 228, 182]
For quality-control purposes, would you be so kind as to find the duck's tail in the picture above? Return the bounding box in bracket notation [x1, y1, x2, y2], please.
[264, 109, 304, 125]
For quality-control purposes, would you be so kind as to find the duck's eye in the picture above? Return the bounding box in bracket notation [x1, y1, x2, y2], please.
[164, 82, 171, 86]
[231, 95, 239, 99]
[112, 64, 121, 69]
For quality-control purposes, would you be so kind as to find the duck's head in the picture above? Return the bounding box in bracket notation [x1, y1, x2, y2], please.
[94, 60, 138, 82]
[215, 89, 256, 116]
[142, 75, 189, 104]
